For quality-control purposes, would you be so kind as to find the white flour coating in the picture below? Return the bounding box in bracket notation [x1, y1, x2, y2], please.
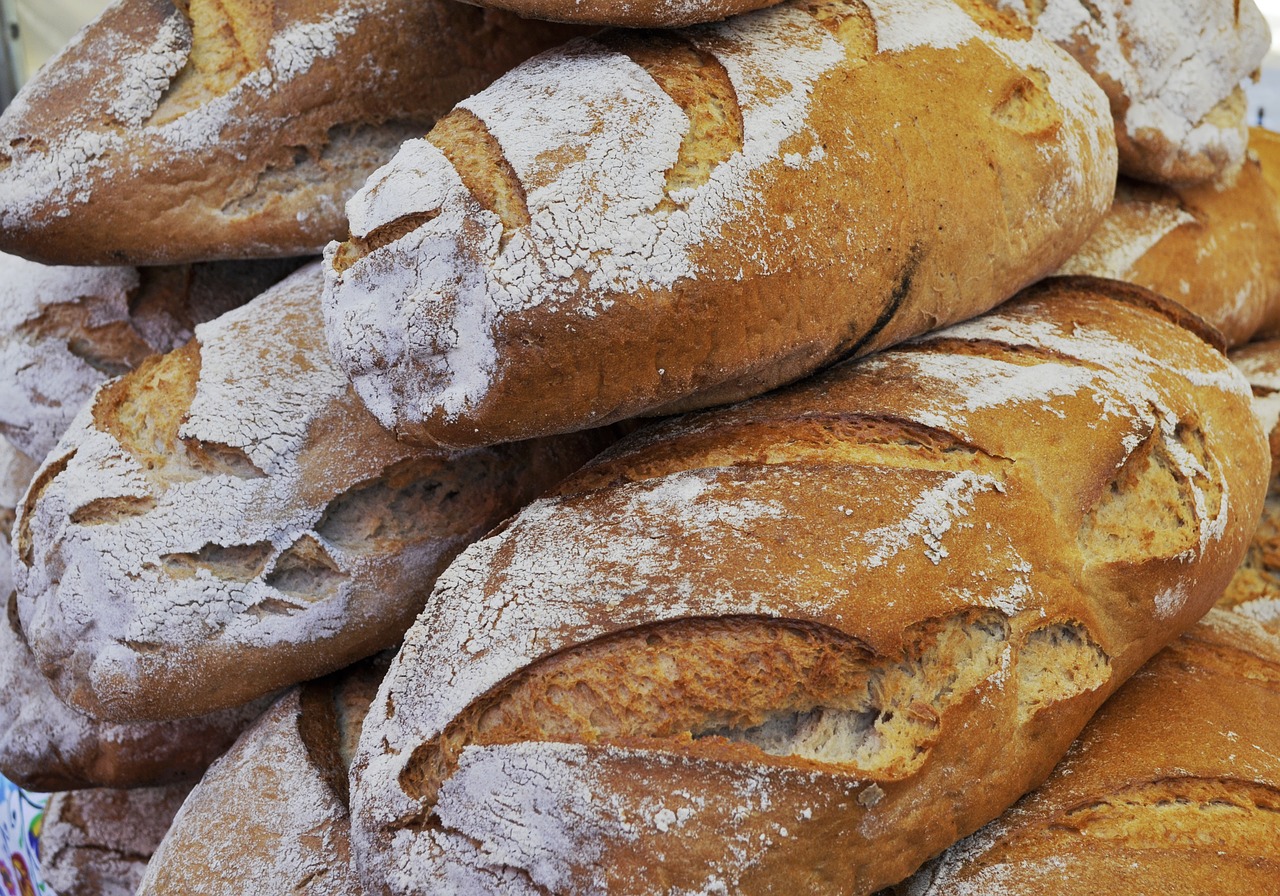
[1234, 352, 1280, 439]
[1153, 583, 1189, 620]
[861, 470, 1001, 567]
[1055, 199, 1195, 279]
[0, 252, 141, 459]
[1023, 0, 1269, 180]
[10, 264, 448, 717]
[135, 690, 363, 895]
[0, 0, 364, 224]
[324, 0, 1111, 432]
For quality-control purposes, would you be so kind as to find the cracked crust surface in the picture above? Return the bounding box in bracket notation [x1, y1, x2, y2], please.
[12, 263, 614, 722]
[0, 0, 584, 265]
[322, 0, 1115, 449]
[348, 279, 1268, 896]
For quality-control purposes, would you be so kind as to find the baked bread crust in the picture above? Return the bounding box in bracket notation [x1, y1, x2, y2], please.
[0, 252, 299, 460]
[136, 659, 384, 895]
[1007, 0, 1270, 184]
[892, 609, 1280, 894]
[12, 264, 613, 722]
[39, 784, 191, 896]
[348, 278, 1267, 896]
[0, 0, 583, 265]
[1056, 156, 1280, 347]
[323, 0, 1115, 449]
[450, 0, 783, 27]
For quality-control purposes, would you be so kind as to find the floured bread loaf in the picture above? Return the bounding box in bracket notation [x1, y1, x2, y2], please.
[0, 251, 299, 460]
[0, 0, 583, 265]
[1002, 0, 1270, 185]
[889, 609, 1280, 895]
[348, 278, 1267, 896]
[324, 0, 1115, 449]
[137, 658, 385, 895]
[40, 784, 191, 896]
[0, 440, 37, 601]
[13, 263, 614, 723]
[1055, 157, 1280, 347]
[1220, 338, 1280, 636]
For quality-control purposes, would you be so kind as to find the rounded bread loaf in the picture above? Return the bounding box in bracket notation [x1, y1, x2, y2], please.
[136, 658, 385, 895]
[323, 0, 1116, 449]
[1004, 0, 1270, 185]
[0, 0, 584, 265]
[348, 278, 1267, 896]
[0, 251, 300, 461]
[1055, 152, 1280, 347]
[12, 263, 614, 722]
[891, 608, 1280, 895]
[39, 784, 192, 896]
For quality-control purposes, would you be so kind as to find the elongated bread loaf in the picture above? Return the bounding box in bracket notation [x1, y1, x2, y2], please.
[889, 609, 1280, 895]
[0, 0, 582, 265]
[324, 0, 1115, 449]
[0, 252, 299, 460]
[1056, 156, 1280, 347]
[40, 784, 191, 896]
[1003, 0, 1269, 185]
[136, 658, 385, 895]
[349, 278, 1267, 896]
[13, 263, 614, 722]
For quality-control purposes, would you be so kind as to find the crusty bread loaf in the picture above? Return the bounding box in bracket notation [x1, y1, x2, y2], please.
[888, 608, 1280, 895]
[348, 278, 1267, 896]
[136, 658, 385, 895]
[13, 263, 615, 723]
[40, 784, 191, 896]
[446, 0, 780, 29]
[0, 0, 583, 265]
[324, 0, 1115, 449]
[1003, 0, 1269, 185]
[1055, 157, 1280, 347]
[1221, 338, 1280, 636]
[0, 251, 300, 460]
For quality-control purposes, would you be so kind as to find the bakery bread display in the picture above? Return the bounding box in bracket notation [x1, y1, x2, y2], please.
[0, 252, 299, 460]
[39, 784, 191, 896]
[0, 0, 584, 265]
[136, 658, 385, 895]
[13, 263, 615, 723]
[323, 0, 1116, 449]
[1056, 156, 1280, 347]
[347, 278, 1267, 896]
[1004, 0, 1270, 185]
[888, 608, 1280, 895]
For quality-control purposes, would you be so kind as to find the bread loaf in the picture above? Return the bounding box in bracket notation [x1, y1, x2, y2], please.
[13, 263, 614, 722]
[323, 0, 1115, 449]
[40, 784, 191, 896]
[136, 658, 385, 895]
[889, 609, 1280, 895]
[0, 251, 299, 460]
[1220, 338, 1280, 636]
[0, 0, 583, 265]
[1055, 156, 1280, 347]
[1002, 0, 1270, 184]
[445, 0, 780, 29]
[348, 278, 1266, 896]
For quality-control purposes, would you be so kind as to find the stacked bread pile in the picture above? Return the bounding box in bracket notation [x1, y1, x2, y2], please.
[0, 0, 1278, 893]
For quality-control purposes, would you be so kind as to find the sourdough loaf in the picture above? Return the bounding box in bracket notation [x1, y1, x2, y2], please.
[889, 608, 1280, 895]
[1221, 338, 1280, 636]
[39, 784, 191, 896]
[136, 658, 385, 895]
[1055, 155, 1280, 347]
[348, 278, 1266, 896]
[0, 0, 583, 265]
[12, 263, 614, 722]
[324, 0, 1115, 449]
[1003, 0, 1270, 185]
[0, 251, 299, 460]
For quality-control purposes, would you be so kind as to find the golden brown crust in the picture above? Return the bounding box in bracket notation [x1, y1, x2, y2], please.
[0, 0, 584, 265]
[348, 280, 1268, 896]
